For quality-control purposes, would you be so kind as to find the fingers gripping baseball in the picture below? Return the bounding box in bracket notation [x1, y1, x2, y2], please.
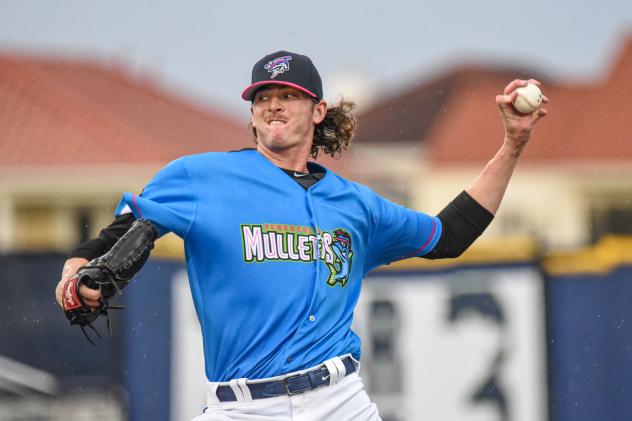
[496, 79, 549, 150]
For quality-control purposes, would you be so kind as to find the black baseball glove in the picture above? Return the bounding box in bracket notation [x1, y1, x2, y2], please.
[61, 218, 158, 344]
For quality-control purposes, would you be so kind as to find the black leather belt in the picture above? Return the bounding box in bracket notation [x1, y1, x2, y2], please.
[215, 356, 356, 401]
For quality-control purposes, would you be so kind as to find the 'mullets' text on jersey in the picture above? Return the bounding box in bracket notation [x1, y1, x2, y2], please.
[241, 224, 338, 264]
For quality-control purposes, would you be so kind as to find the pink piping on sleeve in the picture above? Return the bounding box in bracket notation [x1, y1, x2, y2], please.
[399, 218, 437, 260]
[132, 194, 143, 218]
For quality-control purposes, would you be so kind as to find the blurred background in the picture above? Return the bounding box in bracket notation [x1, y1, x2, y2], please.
[1, 1, 632, 420]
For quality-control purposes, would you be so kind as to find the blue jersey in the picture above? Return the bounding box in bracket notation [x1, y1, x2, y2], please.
[115, 149, 441, 382]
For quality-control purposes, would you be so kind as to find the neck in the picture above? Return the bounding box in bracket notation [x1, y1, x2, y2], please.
[256, 143, 311, 173]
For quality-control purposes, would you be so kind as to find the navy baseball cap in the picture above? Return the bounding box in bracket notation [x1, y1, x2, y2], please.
[241, 51, 323, 101]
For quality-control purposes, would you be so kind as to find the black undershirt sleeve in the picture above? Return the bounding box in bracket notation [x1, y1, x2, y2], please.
[69, 213, 136, 261]
[423, 191, 494, 259]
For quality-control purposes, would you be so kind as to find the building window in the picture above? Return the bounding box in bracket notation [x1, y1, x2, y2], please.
[14, 204, 56, 250]
[76, 208, 92, 245]
[590, 201, 632, 243]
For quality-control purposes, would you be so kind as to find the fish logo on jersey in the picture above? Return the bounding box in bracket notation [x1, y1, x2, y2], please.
[264, 55, 292, 78]
[240, 224, 354, 288]
[325, 229, 353, 287]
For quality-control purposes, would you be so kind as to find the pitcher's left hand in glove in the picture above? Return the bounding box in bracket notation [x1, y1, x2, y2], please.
[61, 261, 127, 342]
[57, 218, 158, 343]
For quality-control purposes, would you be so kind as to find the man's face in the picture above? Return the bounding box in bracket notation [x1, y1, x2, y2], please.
[250, 85, 326, 155]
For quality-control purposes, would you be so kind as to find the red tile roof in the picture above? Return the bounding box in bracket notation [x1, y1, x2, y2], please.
[353, 35, 632, 165]
[426, 37, 632, 164]
[355, 66, 541, 144]
[0, 54, 250, 168]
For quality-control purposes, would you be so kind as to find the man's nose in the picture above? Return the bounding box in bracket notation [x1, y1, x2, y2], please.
[268, 96, 283, 112]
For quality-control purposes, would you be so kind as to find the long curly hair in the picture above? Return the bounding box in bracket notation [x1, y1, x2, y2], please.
[250, 99, 357, 159]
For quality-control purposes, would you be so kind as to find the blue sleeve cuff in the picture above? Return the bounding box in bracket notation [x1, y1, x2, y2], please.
[416, 216, 442, 256]
[392, 215, 442, 261]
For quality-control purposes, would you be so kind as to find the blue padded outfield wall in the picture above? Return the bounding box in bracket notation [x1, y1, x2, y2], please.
[547, 265, 632, 421]
[1, 236, 631, 421]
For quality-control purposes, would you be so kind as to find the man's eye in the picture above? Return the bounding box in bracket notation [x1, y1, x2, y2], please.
[255, 95, 269, 102]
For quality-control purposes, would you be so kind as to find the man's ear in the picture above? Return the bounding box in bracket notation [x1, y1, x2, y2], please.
[313, 100, 327, 125]
[250, 106, 256, 128]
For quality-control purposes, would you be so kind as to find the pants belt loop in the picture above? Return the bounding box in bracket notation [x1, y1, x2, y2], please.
[324, 357, 344, 385]
[229, 378, 248, 402]
[332, 356, 347, 379]
[237, 378, 253, 402]
[350, 355, 361, 374]
[206, 382, 220, 405]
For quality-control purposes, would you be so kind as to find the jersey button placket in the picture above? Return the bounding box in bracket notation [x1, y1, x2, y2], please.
[307, 189, 330, 336]
[307, 191, 323, 330]
[281, 190, 321, 369]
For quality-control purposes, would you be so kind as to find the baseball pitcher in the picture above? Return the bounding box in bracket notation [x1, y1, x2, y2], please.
[55, 50, 548, 420]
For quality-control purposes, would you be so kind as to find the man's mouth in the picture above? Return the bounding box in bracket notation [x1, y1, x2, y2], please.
[268, 119, 286, 125]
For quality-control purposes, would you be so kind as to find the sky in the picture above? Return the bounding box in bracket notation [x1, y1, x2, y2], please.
[1, 0, 631, 119]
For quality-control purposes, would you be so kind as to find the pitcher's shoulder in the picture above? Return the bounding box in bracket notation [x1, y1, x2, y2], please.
[181, 149, 254, 166]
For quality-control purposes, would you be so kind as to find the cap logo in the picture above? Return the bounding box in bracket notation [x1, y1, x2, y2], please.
[264, 55, 292, 78]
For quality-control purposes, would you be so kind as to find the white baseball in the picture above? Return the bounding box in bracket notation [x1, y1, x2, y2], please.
[512, 83, 543, 114]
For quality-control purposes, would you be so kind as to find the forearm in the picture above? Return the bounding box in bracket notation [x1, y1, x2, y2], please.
[468, 78, 549, 214]
[465, 140, 524, 215]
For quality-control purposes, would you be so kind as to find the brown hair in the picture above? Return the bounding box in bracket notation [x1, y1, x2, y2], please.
[249, 99, 357, 159]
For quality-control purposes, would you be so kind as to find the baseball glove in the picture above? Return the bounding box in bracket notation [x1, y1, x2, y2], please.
[61, 218, 158, 344]
[61, 264, 125, 344]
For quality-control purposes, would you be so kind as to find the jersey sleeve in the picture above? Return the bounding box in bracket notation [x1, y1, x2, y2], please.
[364, 189, 442, 273]
[114, 157, 197, 238]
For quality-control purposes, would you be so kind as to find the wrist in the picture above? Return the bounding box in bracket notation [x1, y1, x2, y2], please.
[501, 137, 527, 158]
[62, 257, 89, 280]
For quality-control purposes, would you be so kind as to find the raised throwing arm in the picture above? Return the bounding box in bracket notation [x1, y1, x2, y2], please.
[466, 79, 549, 214]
